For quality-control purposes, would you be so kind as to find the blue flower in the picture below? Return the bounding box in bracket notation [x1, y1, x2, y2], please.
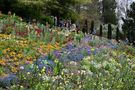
[65, 43, 76, 50]
[87, 47, 91, 55]
[82, 36, 92, 42]
[53, 50, 61, 58]
[75, 54, 84, 61]
[93, 48, 97, 55]
[0, 74, 17, 87]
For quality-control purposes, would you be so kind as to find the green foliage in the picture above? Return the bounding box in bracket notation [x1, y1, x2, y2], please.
[81, 0, 101, 25]
[0, 66, 5, 75]
[102, 0, 117, 24]
[45, 0, 79, 21]
[54, 59, 63, 75]
[41, 16, 54, 26]
[81, 48, 135, 90]
[12, 2, 43, 19]
[0, 0, 93, 23]
[122, 2, 135, 44]
[5, 26, 14, 35]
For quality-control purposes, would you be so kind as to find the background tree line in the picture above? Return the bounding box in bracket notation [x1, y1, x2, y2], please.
[0, 0, 117, 24]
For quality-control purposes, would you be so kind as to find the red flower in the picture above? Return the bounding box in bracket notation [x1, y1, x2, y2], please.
[35, 29, 42, 34]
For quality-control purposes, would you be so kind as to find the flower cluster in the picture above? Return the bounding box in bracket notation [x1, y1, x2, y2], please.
[0, 15, 135, 90]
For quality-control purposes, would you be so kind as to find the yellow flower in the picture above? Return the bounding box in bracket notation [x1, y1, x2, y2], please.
[14, 62, 19, 66]
[54, 59, 59, 63]
[23, 44, 28, 47]
[27, 72, 30, 75]
[0, 60, 6, 66]
[40, 45, 45, 48]
[46, 44, 54, 50]
[11, 67, 18, 73]
[26, 56, 32, 60]
[14, 57, 18, 61]
[39, 73, 42, 76]
[17, 54, 23, 58]
[2, 49, 7, 54]
[20, 86, 24, 89]
[112, 51, 117, 56]
[54, 43, 60, 50]
[6, 48, 10, 51]
[91, 48, 95, 51]
[10, 51, 16, 56]
[41, 67, 45, 73]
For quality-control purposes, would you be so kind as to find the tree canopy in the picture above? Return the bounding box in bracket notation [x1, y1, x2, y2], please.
[122, 2, 135, 44]
[0, 0, 92, 22]
[102, 0, 117, 24]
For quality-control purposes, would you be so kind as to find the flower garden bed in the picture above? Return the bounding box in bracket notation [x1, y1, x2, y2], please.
[0, 15, 135, 90]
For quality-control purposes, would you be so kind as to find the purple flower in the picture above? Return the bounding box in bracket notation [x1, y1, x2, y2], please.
[65, 43, 76, 50]
[86, 47, 91, 55]
[53, 50, 61, 58]
[82, 36, 91, 42]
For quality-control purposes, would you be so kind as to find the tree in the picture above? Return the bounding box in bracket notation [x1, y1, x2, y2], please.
[99, 24, 103, 37]
[90, 20, 94, 34]
[102, 0, 117, 24]
[122, 2, 135, 45]
[108, 24, 112, 39]
[116, 26, 119, 42]
[0, 0, 18, 13]
[0, 0, 92, 23]
[77, 0, 101, 28]
[45, 0, 91, 22]
[0, 0, 44, 20]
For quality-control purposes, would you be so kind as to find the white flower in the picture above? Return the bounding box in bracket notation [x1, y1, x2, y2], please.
[42, 75, 50, 81]
[69, 61, 77, 66]
[95, 63, 102, 69]
[80, 70, 86, 74]
[77, 70, 81, 74]
[20, 66, 24, 70]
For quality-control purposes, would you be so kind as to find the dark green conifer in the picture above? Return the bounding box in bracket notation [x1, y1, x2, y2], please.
[99, 24, 103, 37]
[108, 23, 112, 39]
[116, 27, 119, 42]
[90, 20, 94, 34]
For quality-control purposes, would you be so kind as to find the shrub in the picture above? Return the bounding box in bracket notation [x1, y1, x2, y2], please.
[40, 16, 54, 27]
